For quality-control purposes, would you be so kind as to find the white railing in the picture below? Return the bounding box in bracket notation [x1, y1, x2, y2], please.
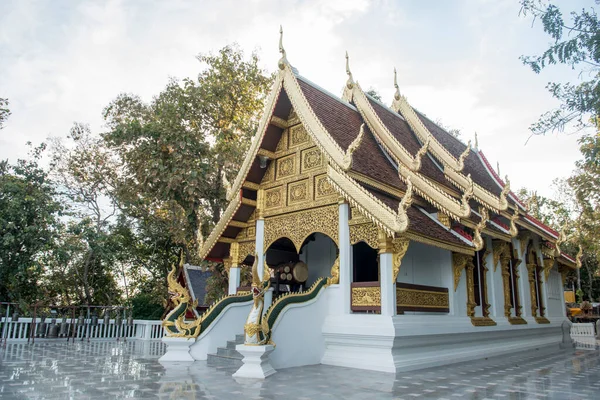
[0, 318, 164, 342]
[570, 322, 598, 350]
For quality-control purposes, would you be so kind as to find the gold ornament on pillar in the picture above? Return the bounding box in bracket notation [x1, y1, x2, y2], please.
[392, 238, 410, 281]
[452, 253, 470, 291]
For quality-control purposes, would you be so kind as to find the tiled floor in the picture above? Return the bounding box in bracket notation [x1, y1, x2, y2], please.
[0, 340, 599, 399]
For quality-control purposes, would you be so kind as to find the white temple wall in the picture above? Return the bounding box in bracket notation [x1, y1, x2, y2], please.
[269, 284, 335, 369]
[397, 241, 447, 287]
[546, 267, 564, 318]
[298, 233, 337, 287]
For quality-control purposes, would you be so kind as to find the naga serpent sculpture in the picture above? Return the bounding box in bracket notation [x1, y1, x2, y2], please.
[243, 256, 272, 345]
[162, 264, 254, 339]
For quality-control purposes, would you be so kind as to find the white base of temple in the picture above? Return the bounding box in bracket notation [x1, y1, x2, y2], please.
[233, 345, 276, 379]
[321, 314, 566, 373]
[159, 337, 195, 362]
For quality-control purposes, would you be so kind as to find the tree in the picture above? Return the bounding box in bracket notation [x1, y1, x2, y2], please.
[0, 98, 9, 129]
[520, 1, 600, 135]
[365, 88, 382, 101]
[48, 124, 123, 305]
[102, 44, 273, 264]
[0, 144, 63, 304]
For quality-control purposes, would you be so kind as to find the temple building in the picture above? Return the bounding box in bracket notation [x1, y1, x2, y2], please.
[160, 32, 579, 376]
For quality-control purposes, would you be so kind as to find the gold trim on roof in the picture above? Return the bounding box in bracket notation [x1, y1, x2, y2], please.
[353, 83, 471, 221]
[342, 123, 365, 171]
[472, 207, 489, 252]
[199, 194, 242, 259]
[391, 91, 509, 212]
[327, 165, 409, 236]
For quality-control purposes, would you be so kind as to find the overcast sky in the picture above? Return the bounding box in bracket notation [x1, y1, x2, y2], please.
[0, 0, 592, 198]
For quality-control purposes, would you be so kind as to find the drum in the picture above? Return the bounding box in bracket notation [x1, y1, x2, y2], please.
[291, 261, 308, 283]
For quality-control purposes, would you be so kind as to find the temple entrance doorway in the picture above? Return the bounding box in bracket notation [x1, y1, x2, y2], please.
[265, 234, 338, 297]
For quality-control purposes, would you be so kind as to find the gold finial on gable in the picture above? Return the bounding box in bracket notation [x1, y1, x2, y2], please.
[278, 25, 289, 70]
[345, 51, 354, 89]
[474, 132, 479, 150]
[394, 68, 401, 101]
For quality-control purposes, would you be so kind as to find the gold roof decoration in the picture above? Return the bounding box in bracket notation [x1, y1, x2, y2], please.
[554, 226, 567, 257]
[399, 176, 414, 214]
[576, 245, 583, 268]
[393, 67, 401, 101]
[390, 81, 509, 212]
[414, 136, 431, 171]
[278, 25, 289, 70]
[474, 132, 478, 150]
[458, 140, 471, 168]
[351, 80, 471, 221]
[508, 206, 519, 237]
[222, 170, 233, 201]
[472, 207, 489, 251]
[327, 165, 409, 236]
[342, 123, 365, 171]
[345, 51, 354, 90]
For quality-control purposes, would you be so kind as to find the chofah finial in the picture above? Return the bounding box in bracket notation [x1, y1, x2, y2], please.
[496, 162, 500, 176]
[474, 132, 478, 150]
[278, 25, 288, 70]
[394, 68, 401, 100]
[345, 51, 354, 89]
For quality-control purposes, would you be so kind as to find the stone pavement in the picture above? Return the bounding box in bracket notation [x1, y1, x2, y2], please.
[0, 340, 599, 399]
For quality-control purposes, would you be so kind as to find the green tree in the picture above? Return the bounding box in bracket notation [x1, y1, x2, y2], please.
[102, 44, 273, 264]
[520, 1, 600, 135]
[0, 144, 63, 304]
[48, 124, 123, 305]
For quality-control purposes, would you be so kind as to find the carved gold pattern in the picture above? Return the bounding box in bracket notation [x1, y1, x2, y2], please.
[452, 253, 470, 291]
[465, 260, 476, 317]
[277, 154, 296, 179]
[396, 287, 449, 309]
[315, 174, 336, 199]
[275, 128, 288, 152]
[351, 286, 381, 307]
[392, 238, 410, 281]
[349, 222, 379, 249]
[472, 207, 489, 251]
[480, 248, 492, 319]
[265, 186, 283, 209]
[301, 147, 323, 171]
[471, 317, 497, 326]
[438, 213, 451, 228]
[526, 263, 539, 318]
[238, 241, 255, 263]
[518, 232, 531, 256]
[289, 124, 309, 147]
[327, 257, 340, 286]
[264, 205, 339, 252]
[542, 258, 554, 281]
[288, 179, 309, 204]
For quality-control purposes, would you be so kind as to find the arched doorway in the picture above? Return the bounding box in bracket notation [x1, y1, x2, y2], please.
[265, 233, 338, 296]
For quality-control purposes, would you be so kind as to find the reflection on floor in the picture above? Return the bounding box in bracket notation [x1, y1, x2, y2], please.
[0, 340, 599, 399]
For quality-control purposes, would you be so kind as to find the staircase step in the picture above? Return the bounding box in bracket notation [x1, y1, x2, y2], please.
[207, 353, 243, 368]
[235, 334, 245, 343]
[216, 346, 242, 358]
[226, 340, 238, 350]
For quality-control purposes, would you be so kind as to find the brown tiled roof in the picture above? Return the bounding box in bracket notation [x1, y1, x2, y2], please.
[362, 183, 469, 248]
[368, 98, 448, 186]
[415, 111, 503, 197]
[297, 77, 405, 191]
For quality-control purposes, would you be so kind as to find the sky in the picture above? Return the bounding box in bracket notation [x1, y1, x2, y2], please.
[0, 0, 593, 198]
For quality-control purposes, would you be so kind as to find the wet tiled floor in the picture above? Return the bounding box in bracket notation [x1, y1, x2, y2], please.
[0, 340, 599, 399]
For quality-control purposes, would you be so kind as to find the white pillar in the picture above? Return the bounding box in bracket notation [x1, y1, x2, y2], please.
[256, 219, 265, 279]
[228, 267, 241, 295]
[380, 252, 395, 316]
[339, 202, 352, 314]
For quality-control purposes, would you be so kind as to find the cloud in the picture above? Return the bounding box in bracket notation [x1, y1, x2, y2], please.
[0, 0, 587, 198]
